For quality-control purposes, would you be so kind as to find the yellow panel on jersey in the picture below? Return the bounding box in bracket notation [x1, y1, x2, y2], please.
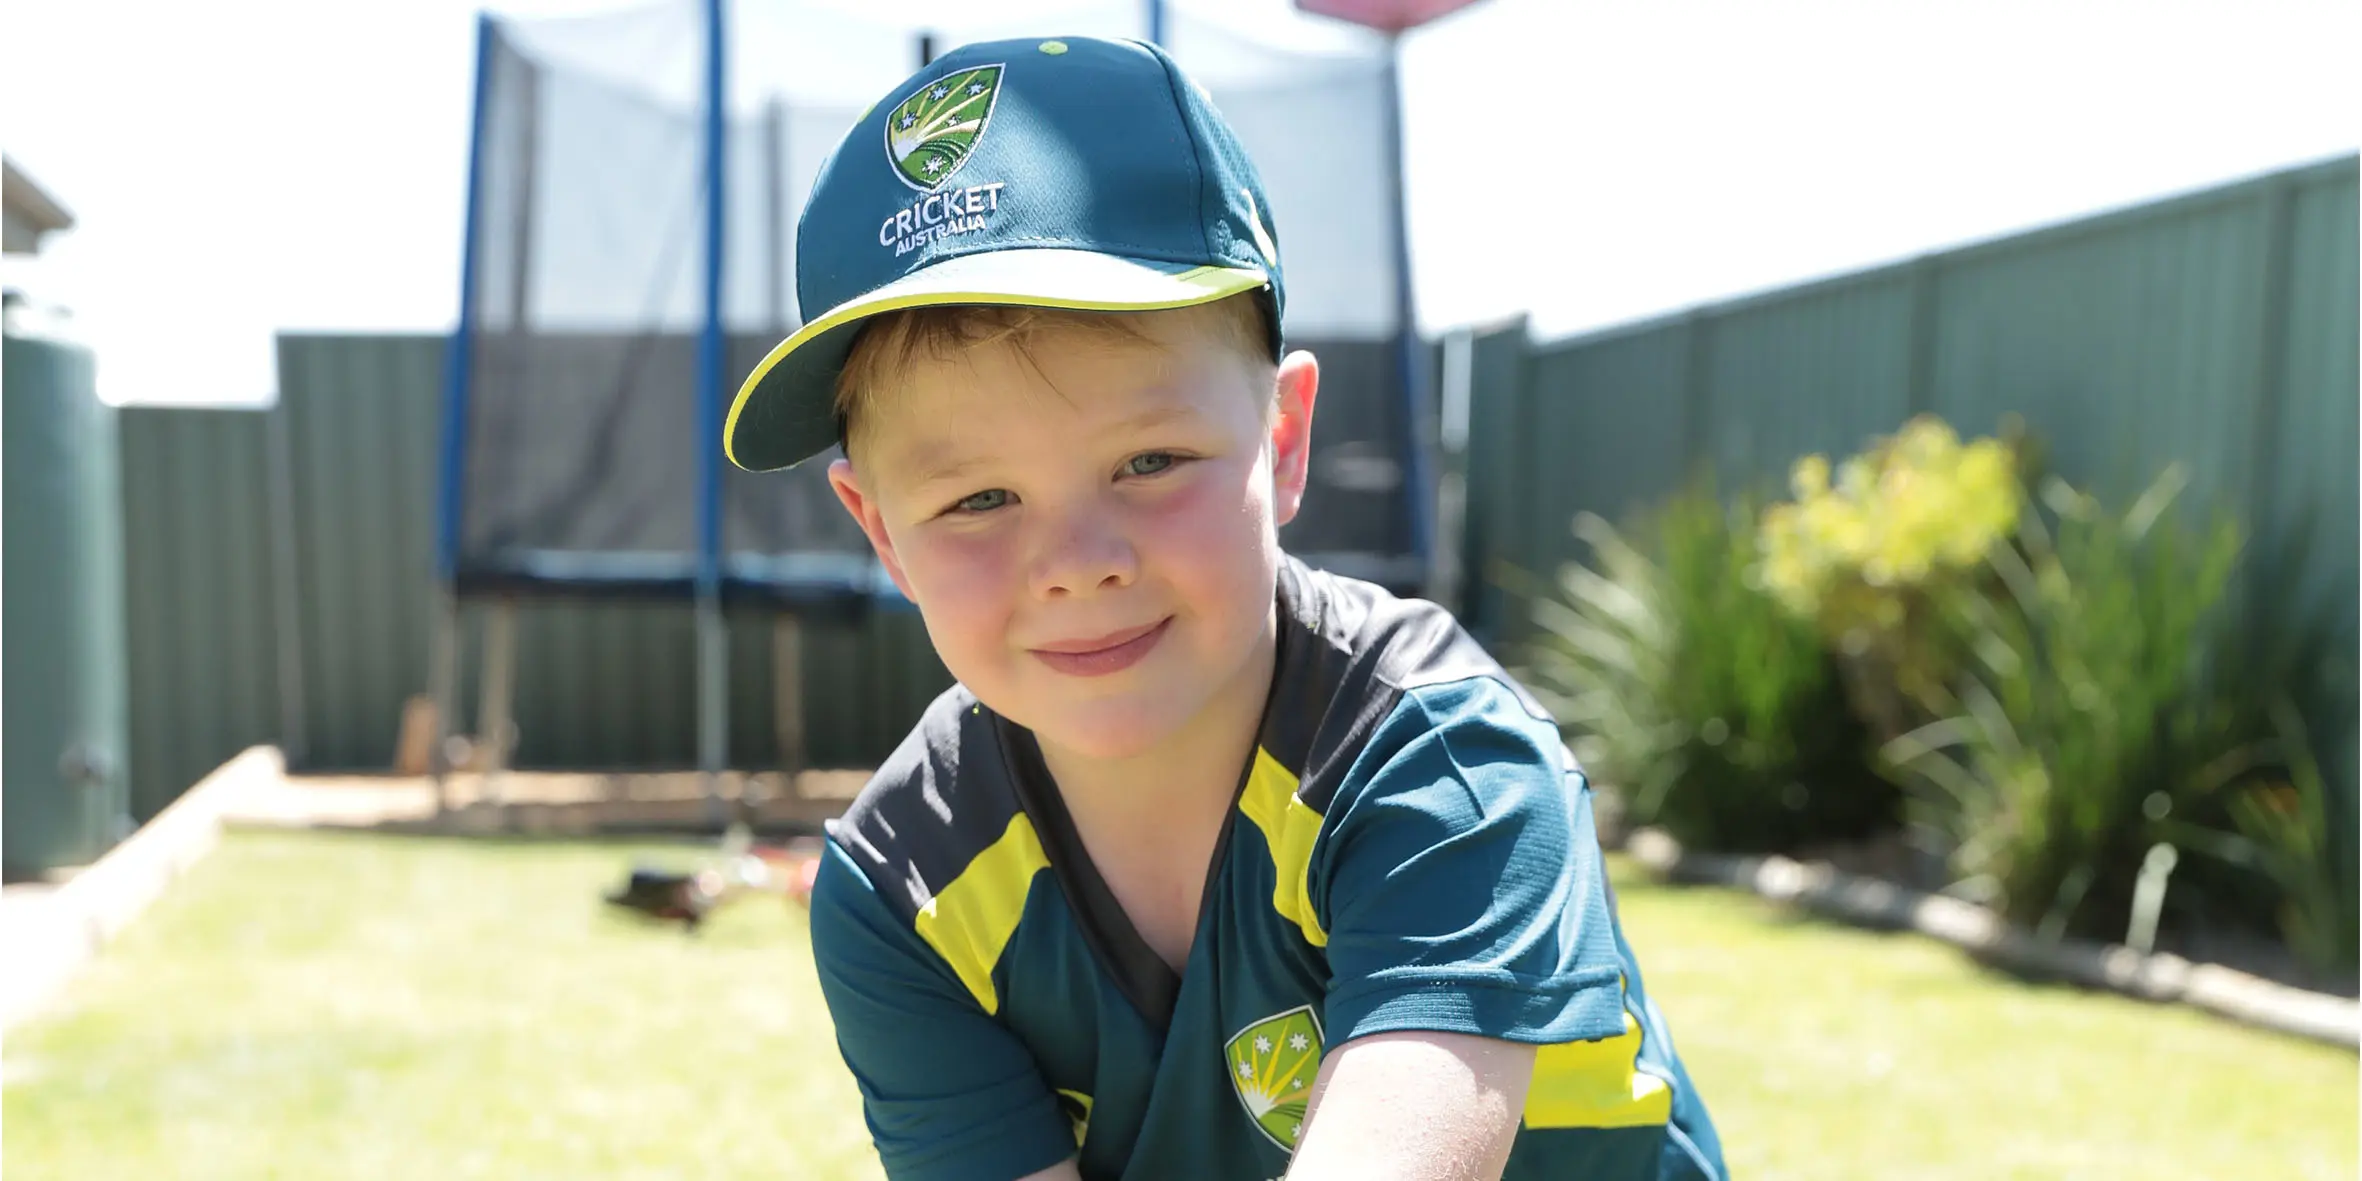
[912, 811, 1050, 1015]
[1238, 747, 1328, 948]
[1056, 1088, 1094, 1146]
[1522, 1008, 1674, 1129]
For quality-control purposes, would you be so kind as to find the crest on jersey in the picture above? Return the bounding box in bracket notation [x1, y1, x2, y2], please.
[885, 64, 1004, 190]
[1223, 1005, 1325, 1152]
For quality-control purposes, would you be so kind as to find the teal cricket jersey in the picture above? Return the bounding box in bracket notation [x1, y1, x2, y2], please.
[808, 555, 1725, 1181]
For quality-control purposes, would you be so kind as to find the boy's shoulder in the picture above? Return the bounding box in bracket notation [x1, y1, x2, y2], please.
[1256, 553, 1561, 779]
[1268, 554, 1549, 717]
[826, 680, 1026, 922]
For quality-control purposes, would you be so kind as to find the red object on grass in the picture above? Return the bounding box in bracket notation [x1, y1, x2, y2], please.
[1292, 0, 1484, 33]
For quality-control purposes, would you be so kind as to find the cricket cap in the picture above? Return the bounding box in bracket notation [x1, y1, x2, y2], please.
[724, 34, 1286, 472]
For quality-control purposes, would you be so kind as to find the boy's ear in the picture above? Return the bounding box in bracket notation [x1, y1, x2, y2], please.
[1268, 349, 1319, 527]
[827, 458, 919, 603]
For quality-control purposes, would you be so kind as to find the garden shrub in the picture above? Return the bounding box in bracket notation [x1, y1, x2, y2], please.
[1877, 464, 2257, 939]
[1526, 478, 1897, 854]
[1756, 415, 2025, 743]
[1523, 412, 2351, 974]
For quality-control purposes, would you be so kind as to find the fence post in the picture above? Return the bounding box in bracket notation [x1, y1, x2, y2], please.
[1680, 309, 1713, 478]
[264, 378, 309, 769]
[1431, 327, 1476, 614]
[1905, 255, 1941, 420]
[2243, 178, 2299, 572]
[1513, 321, 1550, 645]
[773, 615, 807, 785]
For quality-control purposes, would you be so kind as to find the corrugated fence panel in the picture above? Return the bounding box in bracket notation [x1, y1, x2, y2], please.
[119, 407, 282, 818]
[2269, 165, 2360, 624]
[1699, 271, 1915, 487]
[1458, 318, 1531, 641]
[1473, 156, 2356, 598]
[1463, 152, 2358, 849]
[125, 159, 2353, 805]
[477, 602, 949, 771]
[788, 610, 955, 768]
[277, 334, 446, 769]
[2267, 164, 2360, 810]
[1927, 178, 2276, 513]
[1494, 322, 1689, 647]
[505, 602, 693, 769]
[728, 615, 783, 769]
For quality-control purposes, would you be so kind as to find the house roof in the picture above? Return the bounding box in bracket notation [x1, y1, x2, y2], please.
[4, 156, 76, 255]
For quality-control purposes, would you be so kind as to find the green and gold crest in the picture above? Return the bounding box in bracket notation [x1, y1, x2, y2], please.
[884, 64, 1003, 191]
[1224, 1005, 1324, 1151]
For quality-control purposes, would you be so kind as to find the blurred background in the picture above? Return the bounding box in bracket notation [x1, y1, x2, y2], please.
[3, 1, 2356, 1178]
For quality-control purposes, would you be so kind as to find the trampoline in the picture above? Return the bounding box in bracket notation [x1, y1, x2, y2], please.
[433, 0, 1436, 809]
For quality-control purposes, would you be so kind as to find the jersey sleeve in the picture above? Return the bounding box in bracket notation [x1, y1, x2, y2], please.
[1310, 675, 1632, 1049]
[806, 837, 1077, 1181]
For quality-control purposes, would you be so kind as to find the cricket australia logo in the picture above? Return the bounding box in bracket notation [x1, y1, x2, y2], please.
[877, 64, 1009, 256]
[1224, 1005, 1324, 1152]
[885, 64, 1003, 190]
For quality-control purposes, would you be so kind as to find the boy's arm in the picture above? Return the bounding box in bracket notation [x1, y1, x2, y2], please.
[1285, 1029, 1533, 1180]
[808, 838, 1079, 1181]
[1284, 677, 1644, 1180]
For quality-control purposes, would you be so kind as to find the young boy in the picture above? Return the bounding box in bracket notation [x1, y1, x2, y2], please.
[723, 34, 1724, 1181]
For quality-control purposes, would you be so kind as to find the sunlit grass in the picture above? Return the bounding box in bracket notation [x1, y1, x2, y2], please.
[3, 829, 882, 1181]
[4, 831, 2351, 1180]
[1608, 859, 2357, 1180]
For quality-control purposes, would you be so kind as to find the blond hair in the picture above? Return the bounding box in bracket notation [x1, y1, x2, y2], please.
[833, 294, 1270, 456]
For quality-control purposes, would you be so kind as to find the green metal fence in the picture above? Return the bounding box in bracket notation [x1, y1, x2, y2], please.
[116, 155, 2355, 820]
[117, 406, 280, 821]
[1467, 156, 2356, 611]
[118, 335, 950, 817]
[1459, 152, 2357, 814]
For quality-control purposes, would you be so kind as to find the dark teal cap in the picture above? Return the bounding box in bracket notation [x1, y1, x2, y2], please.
[725, 34, 1286, 472]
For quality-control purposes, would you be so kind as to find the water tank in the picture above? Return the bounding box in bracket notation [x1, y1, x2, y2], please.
[4, 303, 130, 880]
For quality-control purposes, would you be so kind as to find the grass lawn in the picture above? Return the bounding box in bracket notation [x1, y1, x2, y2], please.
[5, 829, 2354, 1179]
[4, 829, 884, 1181]
[1615, 867, 2357, 1180]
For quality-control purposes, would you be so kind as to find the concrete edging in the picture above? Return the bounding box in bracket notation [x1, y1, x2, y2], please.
[1, 745, 283, 1035]
[1622, 827, 2360, 1051]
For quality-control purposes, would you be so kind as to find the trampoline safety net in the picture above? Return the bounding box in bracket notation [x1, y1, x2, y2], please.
[446, 0, 1428, 618]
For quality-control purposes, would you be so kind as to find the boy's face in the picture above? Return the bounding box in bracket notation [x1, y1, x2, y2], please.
[827, 311, 1318, 763]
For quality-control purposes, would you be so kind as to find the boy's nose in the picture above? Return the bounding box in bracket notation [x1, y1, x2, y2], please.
[1027, 510, 1138, 600]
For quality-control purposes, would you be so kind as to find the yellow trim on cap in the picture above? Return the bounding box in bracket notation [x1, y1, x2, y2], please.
[723, 261, 1269, 468]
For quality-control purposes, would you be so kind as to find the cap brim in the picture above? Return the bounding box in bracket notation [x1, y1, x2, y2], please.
[724, 248, 1271, 472]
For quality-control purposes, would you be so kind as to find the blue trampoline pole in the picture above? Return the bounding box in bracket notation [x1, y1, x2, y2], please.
[694, 0, 730, 820]
[1144, 0, 1165, 44]
[439, 12, 493, 591]
[430, 10, 498, 814]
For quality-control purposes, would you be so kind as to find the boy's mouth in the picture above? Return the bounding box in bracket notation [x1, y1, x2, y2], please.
[1029, 617, 1171, 677]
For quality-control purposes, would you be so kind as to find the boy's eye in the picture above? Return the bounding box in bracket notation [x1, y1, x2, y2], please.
[1124, 452, 1177, 477]
[953, 488, 1010, 514]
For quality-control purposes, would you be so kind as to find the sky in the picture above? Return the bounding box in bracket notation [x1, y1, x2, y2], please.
[1, 0, 2354, 407]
